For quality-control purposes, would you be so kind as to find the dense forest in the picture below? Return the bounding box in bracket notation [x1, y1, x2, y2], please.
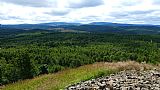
[0, 29, 160, 85]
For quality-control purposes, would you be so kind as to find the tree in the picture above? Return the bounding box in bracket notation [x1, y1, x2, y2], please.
[17, 51, 33, 79]
[0, 65, 2, 85]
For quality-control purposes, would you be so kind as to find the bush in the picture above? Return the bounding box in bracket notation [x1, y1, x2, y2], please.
[48, 65, 64, 73]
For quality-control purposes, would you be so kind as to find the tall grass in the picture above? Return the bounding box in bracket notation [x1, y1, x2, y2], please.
[1, 61, 157, 90]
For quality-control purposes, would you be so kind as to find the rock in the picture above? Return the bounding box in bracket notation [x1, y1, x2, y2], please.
[66, 70, 160, 90]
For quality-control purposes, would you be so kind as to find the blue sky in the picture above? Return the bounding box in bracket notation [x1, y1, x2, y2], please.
[0, 0, 160, 24]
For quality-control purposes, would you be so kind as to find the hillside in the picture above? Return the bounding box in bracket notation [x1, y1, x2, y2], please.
[0, 30, 160, 87]
[1, 22, 160, 34]
[1, 0, 160, 90]
[1, 61, 158, 90]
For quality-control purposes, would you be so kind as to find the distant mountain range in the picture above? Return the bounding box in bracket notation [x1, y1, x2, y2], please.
[1, 22, 160, 34]
[89, 22, 159, 26]
[40, 22, 81, 26]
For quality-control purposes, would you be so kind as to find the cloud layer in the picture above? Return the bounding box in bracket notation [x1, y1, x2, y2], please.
[68, 0, 104, 8]
[0, 0, 160, 24]
[0, 0, 54, 7]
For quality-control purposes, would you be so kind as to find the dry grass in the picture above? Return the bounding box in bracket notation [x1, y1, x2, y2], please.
[1, 61, 159, 90]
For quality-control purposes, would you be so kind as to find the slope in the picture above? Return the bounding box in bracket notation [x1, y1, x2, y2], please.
[1, 61, 157, 90]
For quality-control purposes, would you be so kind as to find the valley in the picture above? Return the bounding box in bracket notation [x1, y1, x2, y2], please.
[0, 27, 160, 89]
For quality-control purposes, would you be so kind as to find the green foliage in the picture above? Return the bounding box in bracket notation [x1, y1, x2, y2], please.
[0, 65, 2, 85]
[17, 51, 33, 79]
[0, 31, 160, 85]
[48, 65, 64, 73]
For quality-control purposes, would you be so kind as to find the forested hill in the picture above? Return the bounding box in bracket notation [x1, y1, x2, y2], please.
[1, 22, 160, 34]
[0, 29, 160, 85]
[63, 25, 160, 34]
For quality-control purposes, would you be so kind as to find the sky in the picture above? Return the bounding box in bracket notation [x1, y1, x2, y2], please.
[0, 0, 160, 24]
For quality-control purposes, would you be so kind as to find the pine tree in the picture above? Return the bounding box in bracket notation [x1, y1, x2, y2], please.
[17, 52, 33, 79]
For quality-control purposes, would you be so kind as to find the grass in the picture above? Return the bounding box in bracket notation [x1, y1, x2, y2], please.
[1, 61, 158, 90]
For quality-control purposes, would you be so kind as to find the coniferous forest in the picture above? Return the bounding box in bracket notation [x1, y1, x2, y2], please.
[0, 29, 160, 85]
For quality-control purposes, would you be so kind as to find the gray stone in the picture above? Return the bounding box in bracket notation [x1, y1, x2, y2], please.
[66, 70, 160, 90]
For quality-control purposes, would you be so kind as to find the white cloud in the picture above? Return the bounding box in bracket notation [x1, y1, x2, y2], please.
[0, 0, 160, 24]
[0, 0, 56, 7]
[67, 0, 104, 8]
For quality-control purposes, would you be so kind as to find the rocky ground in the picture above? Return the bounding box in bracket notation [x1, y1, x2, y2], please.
[66, 70, 160, 90]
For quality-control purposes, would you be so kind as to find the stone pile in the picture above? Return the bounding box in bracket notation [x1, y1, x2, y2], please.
[66, 70, 160, 90]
